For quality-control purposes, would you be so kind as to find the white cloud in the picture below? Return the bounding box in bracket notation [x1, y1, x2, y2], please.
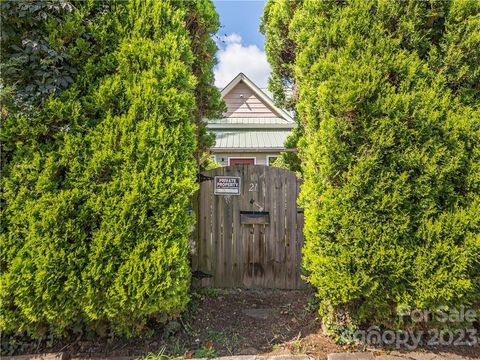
[223, 33, 242, 44]
[214, 33, 271, 88]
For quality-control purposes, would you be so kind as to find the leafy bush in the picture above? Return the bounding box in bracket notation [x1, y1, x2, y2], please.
[263, 0, 480, 327]
[202, 156, 222, 171]
[1, 0, 221, 337]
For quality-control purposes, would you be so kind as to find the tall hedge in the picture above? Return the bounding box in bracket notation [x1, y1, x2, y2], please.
[260, 0, 302, 173]
[1, 0, 221, 337]
[263, 0, 480, 327]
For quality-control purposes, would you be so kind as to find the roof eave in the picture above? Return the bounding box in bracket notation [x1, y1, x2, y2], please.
[207, 123, 297, 129]
[211, 147, 297, 153]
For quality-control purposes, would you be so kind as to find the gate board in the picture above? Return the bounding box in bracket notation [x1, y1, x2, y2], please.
[193, 165, 305, 289]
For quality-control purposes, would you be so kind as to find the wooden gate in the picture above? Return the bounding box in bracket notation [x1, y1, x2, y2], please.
[192, 165, 305, 289]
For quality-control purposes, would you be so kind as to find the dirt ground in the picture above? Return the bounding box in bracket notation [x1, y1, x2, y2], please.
[62, 289, 347, 359]
[173, 288, 347, 359]
[4, 289, 480, 359]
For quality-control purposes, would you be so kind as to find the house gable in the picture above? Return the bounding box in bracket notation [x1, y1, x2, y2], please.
[220, 73, 294, 121]
[223, 81, 277, 118]
[207, 73, 296, 162]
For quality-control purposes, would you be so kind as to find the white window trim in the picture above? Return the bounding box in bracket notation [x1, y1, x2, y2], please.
[210, 155, 216, 162]
[266, 155, 278, 166]
[227, 157, 256, 166]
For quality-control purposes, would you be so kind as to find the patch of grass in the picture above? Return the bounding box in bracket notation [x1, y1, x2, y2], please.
[170, 337, 187, 357]
[162, 321, 182, 339]
[194, 345, 218, 358]
[224, 333, 240, 355]
[206, 330, 239, 355]
[142, 347, 170, 360]
[141, 345, 185, 360]
[305, 296, 320, 313]
[195, 288, 224, 298]
[207, 330, 227, 342]
[284, 333, 306, 355]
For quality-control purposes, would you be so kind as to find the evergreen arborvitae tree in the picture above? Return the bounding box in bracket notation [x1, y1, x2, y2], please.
[260, 1, 302, 173]
[183, 2, 225, 170]
[1, 0, 221, 337]
[263, 0, 480, 327]
[1, 0, 116, 336]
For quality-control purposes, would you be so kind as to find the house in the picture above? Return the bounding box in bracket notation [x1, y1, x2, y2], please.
[207, 73, 296, 166]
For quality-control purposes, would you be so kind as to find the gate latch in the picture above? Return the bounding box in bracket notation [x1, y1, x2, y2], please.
[197, 173, 214, 183]
[250, 199, 264, 211]
[192, 270, 213, 279]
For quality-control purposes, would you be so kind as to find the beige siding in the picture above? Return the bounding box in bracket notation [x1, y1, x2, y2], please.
[223, 82, 278, 118]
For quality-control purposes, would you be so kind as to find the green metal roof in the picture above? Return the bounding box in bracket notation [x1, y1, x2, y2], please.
[211, 129, 291, 149]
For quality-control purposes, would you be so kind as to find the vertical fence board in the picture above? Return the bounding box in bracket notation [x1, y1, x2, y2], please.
[216, 167, 226, 288]
[264, 167, 275, 287]
[285, 171, 295, 289]
[232, 166, 242, 287]
[201, 173, 213, 287]
[296, 177, 306, 289]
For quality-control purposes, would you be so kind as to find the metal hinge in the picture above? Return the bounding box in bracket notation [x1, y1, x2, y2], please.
[191, 270, 213, 279]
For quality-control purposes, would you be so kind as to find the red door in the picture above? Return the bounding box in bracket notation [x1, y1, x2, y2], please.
[229, 158, 255, 166]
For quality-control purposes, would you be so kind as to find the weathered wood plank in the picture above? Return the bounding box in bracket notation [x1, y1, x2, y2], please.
[222, 167, 233, 287]
[286, 171, 297, 289]
[259, 166, 268, 288]
[272, 169, 285, 288]
[242, 166, 254, 288]
[295, 178, 306, 289]
[214, 182, 224, 287]
[281, 172, 289, 289]
[205, 178, 213, 288]
[232, 166, 242, 287]
[264, 167, 275, 288]
[200, 179, 211, 280]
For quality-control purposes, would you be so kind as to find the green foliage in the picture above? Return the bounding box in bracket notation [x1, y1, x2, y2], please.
[0, 0, 95, 165]
[260, 0, 299, 110]
[183, 1, 225, 169]
[260, 0, 302, 173]
[194, 345, 218, 359]
[1, 0, 220, 338]
[263, 0, 480, 328]
[270, 127, 303, 173]
[202, 156, 222, 171]
[0, 0, 102, 112]
[142, 348, 171, 360]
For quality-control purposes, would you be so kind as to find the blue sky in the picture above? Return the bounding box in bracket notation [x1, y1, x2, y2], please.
[214, 0, 266, 50]
[213, 1, 271, 88]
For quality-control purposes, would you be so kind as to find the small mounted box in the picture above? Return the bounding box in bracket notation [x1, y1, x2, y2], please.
[240, 211, 270, 225]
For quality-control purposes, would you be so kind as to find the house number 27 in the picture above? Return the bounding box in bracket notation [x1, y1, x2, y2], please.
[249, 182, 258, 192]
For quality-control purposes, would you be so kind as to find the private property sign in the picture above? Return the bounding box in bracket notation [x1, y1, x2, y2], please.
[214, 176, 241, 195]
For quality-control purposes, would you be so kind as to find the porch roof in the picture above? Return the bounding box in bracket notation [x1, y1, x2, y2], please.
[210, 128, 291, 150]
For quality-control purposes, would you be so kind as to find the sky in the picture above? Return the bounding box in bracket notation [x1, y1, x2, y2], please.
[213, 0, 271, 88]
